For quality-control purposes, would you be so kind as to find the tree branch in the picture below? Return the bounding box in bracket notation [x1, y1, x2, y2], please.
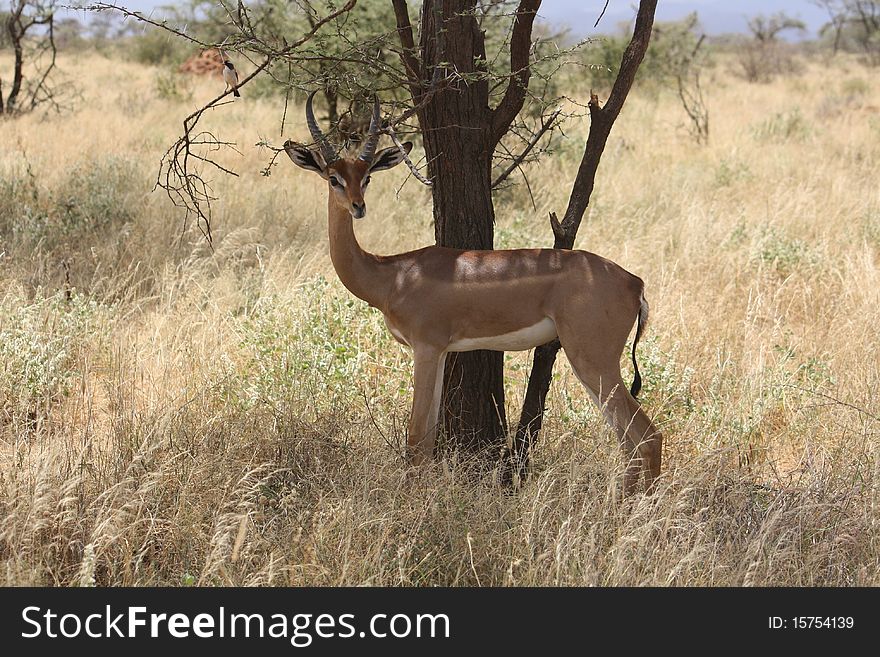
[391, 0, 423, 94]
[383, 122, 433, 186]
[26, 14, 58, 112]
[85, 3, 215, 48]
[3, 0, 61, 116]
[490, 0, 541, 145]
[556, 0, 658, 244]
[594, 0, 610, 28]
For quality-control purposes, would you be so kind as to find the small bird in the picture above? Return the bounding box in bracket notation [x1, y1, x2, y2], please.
[223, 60, 241, 98]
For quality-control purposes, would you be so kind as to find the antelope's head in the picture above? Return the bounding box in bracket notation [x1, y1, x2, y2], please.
[285, 92, 413, 219]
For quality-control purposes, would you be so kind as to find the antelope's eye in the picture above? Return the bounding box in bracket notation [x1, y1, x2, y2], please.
[363, 176, 371, 187]
[329, 177, 341, 187]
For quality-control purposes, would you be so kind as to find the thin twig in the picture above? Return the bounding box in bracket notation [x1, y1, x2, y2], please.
[383, 123, 433, 186]
[782, 384, 880, 424]
[492, 109, 560, 188]
[594, 0, 610, 28]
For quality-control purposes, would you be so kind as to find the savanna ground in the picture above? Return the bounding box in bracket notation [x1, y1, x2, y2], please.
[1, 48, 880, 586]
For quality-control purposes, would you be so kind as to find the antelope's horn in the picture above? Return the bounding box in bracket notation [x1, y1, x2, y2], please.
[358, 96, 382, 162]
[305, 90, 339, 165]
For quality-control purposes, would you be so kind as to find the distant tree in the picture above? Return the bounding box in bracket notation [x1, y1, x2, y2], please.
[813, 0, 880, 64]
[54, 16, 85, 50]
[849, 0, 880, 56]
[587, 13, 709, 143]
[813, 0, 849, 53]
[86, 11, 121, 42]
[747, 12, 807, 43]
[1, 0, 63, 116]
[737, 12, 806, 82]
[653, 13, 709, 144]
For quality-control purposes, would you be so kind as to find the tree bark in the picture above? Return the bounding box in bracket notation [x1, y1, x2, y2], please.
[511, 0, 658, 482]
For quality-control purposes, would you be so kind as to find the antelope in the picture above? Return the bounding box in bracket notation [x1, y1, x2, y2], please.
[284, 93, 662, 493]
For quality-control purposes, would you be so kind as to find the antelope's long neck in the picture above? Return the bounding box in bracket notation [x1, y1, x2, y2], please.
[327, 197, 391, 310]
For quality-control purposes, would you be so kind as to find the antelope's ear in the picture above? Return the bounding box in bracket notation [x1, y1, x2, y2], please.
[369, 143, 413, 172]
[284, 140, 327, 175]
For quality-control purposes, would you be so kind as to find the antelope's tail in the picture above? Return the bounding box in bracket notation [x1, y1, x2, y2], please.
[630, 289, 649, 399]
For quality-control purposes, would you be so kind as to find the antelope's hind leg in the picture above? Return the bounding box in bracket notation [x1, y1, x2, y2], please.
[562, 354, 660, 495]
[623, 392, 662, 490]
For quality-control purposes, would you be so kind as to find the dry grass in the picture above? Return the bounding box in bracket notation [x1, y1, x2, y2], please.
[1, 51, 880, 586]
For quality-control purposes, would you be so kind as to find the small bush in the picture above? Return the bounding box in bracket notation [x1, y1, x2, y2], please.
[233, 276, 409, 413]
[840, 77, 871, 98]
[128, 29, 188, 66]
[0, 155, 143, 258]
[155, 71, 193, 102]
[862, 209, 880, 247]
[752, 108, 811, 142]
[714, 157, 752, 188]
[752, 227, 818, 276]
[0, 290, 111, 430]
[735, 41, 804, 83]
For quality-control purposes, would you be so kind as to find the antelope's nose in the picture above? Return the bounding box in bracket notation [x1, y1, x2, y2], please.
[352, 202, 366, 219]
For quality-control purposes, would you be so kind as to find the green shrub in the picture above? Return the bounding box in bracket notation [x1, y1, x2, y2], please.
[752, 108, 811, 142]
[752, 227, 818, 276]
[0, 156, 143, 255]
[840, 77, 870, 98]
[128, 29, 188, 66]
[232, 276, 409, 413]
[714, 157, 752, 188]
[0, 290, 112, 429]
[155, 71, 193, 102]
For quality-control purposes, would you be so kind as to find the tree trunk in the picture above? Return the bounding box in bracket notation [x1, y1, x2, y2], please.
[417, 0, 507, 452]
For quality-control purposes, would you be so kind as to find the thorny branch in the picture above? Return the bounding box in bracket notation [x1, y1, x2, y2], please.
[383, 122, 433, 186]
[490, 0, 542, 144]
[85, 2, 216, 48]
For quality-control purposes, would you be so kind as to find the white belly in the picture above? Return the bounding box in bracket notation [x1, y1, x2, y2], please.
[447, 318, 557, 352]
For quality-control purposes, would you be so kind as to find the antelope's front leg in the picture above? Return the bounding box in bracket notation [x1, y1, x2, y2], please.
[407, 348, 446, 466]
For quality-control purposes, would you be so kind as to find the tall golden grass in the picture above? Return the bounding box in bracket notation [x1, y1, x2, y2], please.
[1, 51, 879, 585]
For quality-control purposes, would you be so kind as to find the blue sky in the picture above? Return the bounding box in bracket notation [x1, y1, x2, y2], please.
[542, 1, 827, 37]
[69, 1, 830, 37]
